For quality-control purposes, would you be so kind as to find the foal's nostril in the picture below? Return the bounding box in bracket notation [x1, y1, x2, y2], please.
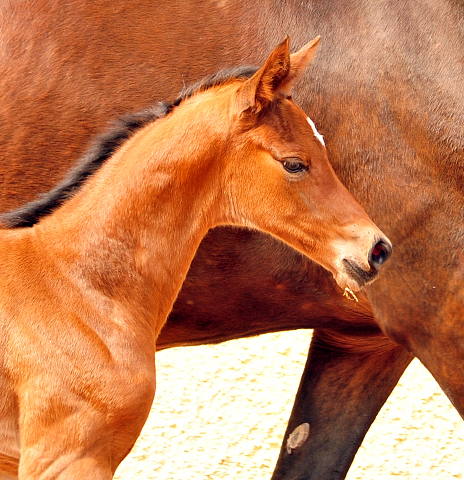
[369, 240, 392, 270]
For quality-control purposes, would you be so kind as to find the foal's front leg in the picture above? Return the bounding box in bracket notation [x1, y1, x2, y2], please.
[18, 412, 114, 479]
[0, 473, 18, 480]
[0, 455, 19, 480]
[17, 372, 156, 480]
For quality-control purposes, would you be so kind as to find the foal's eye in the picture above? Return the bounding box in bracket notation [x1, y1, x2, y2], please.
[282, 158, 307, 174]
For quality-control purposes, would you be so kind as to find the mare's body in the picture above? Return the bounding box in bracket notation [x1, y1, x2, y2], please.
[0, 1, 463, 478]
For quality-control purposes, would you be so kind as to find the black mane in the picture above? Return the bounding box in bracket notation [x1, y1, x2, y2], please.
[1, 65, 258, 229]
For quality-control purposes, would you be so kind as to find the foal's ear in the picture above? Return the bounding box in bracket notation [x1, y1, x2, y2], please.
[235, 36, 320, 114]
[282, 36, 320, 92]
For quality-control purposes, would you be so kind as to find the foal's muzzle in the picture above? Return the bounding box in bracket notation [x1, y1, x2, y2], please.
[368, 239, 392, 271]
[342, 236, 392, 288]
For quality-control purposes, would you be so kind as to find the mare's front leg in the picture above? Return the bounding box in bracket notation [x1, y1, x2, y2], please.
[271, 328, 413, 480]
[369, 262, 464, 429]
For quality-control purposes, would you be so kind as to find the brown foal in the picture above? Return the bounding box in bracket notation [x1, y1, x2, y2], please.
[0, 38, 390, 479]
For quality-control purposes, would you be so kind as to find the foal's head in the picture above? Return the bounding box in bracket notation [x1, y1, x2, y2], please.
[200, 37, 392, 292]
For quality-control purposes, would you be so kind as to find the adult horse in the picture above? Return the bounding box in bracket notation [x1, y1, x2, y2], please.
[0, 1, 463, 478]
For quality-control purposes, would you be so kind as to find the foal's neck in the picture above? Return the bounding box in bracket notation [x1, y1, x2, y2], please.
[37, 90, 233, 336]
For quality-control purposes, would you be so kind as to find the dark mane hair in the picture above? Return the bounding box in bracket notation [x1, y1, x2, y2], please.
[1, 65, 258, 229]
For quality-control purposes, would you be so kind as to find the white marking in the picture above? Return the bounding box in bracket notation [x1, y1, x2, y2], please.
[307, 117, 325, 146]
[286, 422, 310, 454]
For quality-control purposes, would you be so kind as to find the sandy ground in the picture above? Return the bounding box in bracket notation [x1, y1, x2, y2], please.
[113, 330, 464, 480]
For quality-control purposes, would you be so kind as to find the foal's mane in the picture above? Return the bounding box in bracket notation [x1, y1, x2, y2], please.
[1, 66, 258, 229]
